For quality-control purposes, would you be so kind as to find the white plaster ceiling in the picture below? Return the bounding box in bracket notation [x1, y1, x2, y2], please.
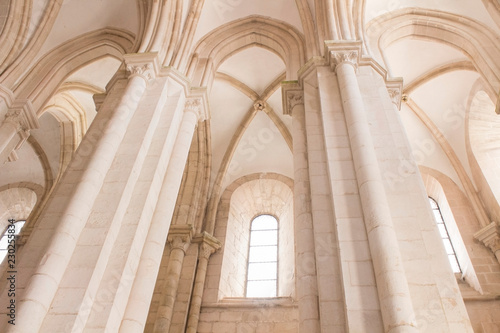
[67, 57, 122, 91]
[385, 39, 468, 83]
[38, 0, 139, 57]
[210, 44, 292, 190]
[365, 0, 500, 33]
[0, 141, 45, 188]
[218, 48, 285, 95]
[193, 0, 303, 48]
[222, 111, 293, 189]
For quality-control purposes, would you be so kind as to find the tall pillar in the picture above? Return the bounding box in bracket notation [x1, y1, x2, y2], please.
[154, 225, 194, 332]
[0, 100, 38, 163]
[326, 42, 418, 333]
[288, 91, 321, 333]
[186, 233, 220, 333]
[3, 53, 158, 333]
[119, 96, 207, 333]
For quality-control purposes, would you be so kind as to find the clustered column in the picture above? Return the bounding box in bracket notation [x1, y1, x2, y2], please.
[6, 54, 157, 333]
[327, 42, 418, 333]
[120, 96, 206, 332]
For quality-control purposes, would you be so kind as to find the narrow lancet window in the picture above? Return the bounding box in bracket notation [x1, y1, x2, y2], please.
[429, 197, 461, 273]
[246, 214, 278, 297]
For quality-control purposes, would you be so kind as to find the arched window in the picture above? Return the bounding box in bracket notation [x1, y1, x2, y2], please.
[428, 197, 461, 273]
[246, 215, 278, 297]
[0, 220, 26, 263]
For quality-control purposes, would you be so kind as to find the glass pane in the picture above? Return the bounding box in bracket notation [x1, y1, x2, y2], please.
[251, 215, 277, 230]
[250, 230, 277, 246]
[448, 255, 461, 273]
[432, 210, 443, 223]
[442, 238, 454, 255]
[247, 262, 277, 280]
[429, 198, 438, 209]
[246, 280, 277, 297]
[249, 246, 277, 263]
[437, 224, 448, 238]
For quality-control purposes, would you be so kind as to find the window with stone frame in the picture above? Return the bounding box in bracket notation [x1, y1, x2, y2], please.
[246, 214, 279, 297]
[428, 197, 461, 273]
[0, 220, 25, 263]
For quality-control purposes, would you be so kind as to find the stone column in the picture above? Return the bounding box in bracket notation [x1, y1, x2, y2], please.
[154, 225, 194, 332]
[287, 88, 321, 333]
[186, 233, 221, 333]
[119, 96, 206, 333]
[5, 54, 157, 333]
[0, 100, 38, 163]
[474, 221, 500, 264]
[327, 42, 418, 333]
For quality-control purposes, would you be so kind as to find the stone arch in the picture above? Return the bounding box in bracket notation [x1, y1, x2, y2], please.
[205, 173, 295, 301]
[419, 166, 484, 293]
[188, 15, 306, 86]
[366, 8, 500, 98]
[10, 28, 134, 114]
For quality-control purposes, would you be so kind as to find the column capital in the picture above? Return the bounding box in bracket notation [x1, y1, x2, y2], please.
[4, 99, 39, 131]
[386, 79, 404, 110]
[167, 224, 194, 252]
[281, 80, 303, 116]
[184, 88, 209, 121]
[474, 221, 500, 254]
[123, 52, 160, 81]
[325, 41, 363, 72]
[192, 232, 221, 259]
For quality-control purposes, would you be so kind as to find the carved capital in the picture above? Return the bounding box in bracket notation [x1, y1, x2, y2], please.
[331, 51, 359, 70]
[325, 41, 363, 73]
[184, 97, 202, 120]
[281, 81, 303, 116]
[4, 100, 38, 132]
[167, 224, 194, 253]
[192, 232, 221, 260]
[386, 79, 404, 110]
[474, 221, 500, 254]
[123, 52, 159, 82]
[185, 88, 209, 121]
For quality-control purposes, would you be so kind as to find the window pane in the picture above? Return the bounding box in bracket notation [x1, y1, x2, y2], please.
[250, 230, 277, 246]
[247, 263, 277, 280]
[246, 280, 277, 297]
[429, 198, 438, 209]
[249, 246, 277, 263]
[448, 255, 461, 273]
[442, 238, 454, 255]
[251, 215, 277, 230]
[437, 224, 448, 238]
[432, 210, 444, 223]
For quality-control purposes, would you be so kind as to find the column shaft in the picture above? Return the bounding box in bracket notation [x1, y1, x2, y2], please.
[185, 239, 219, 333]
[292, 103, 321, 333]
[119, 108, 199, 332]
[154, 239, 189, 332]
[336, 61, 417, 333]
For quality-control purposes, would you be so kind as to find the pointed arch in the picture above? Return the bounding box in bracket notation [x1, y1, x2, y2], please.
[366, 8, 500, 101]
[188, 15, 306, 86]
[7, 28, 134, 114]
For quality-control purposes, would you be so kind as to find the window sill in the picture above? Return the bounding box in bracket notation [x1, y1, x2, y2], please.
[202, 297, 297, 308]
